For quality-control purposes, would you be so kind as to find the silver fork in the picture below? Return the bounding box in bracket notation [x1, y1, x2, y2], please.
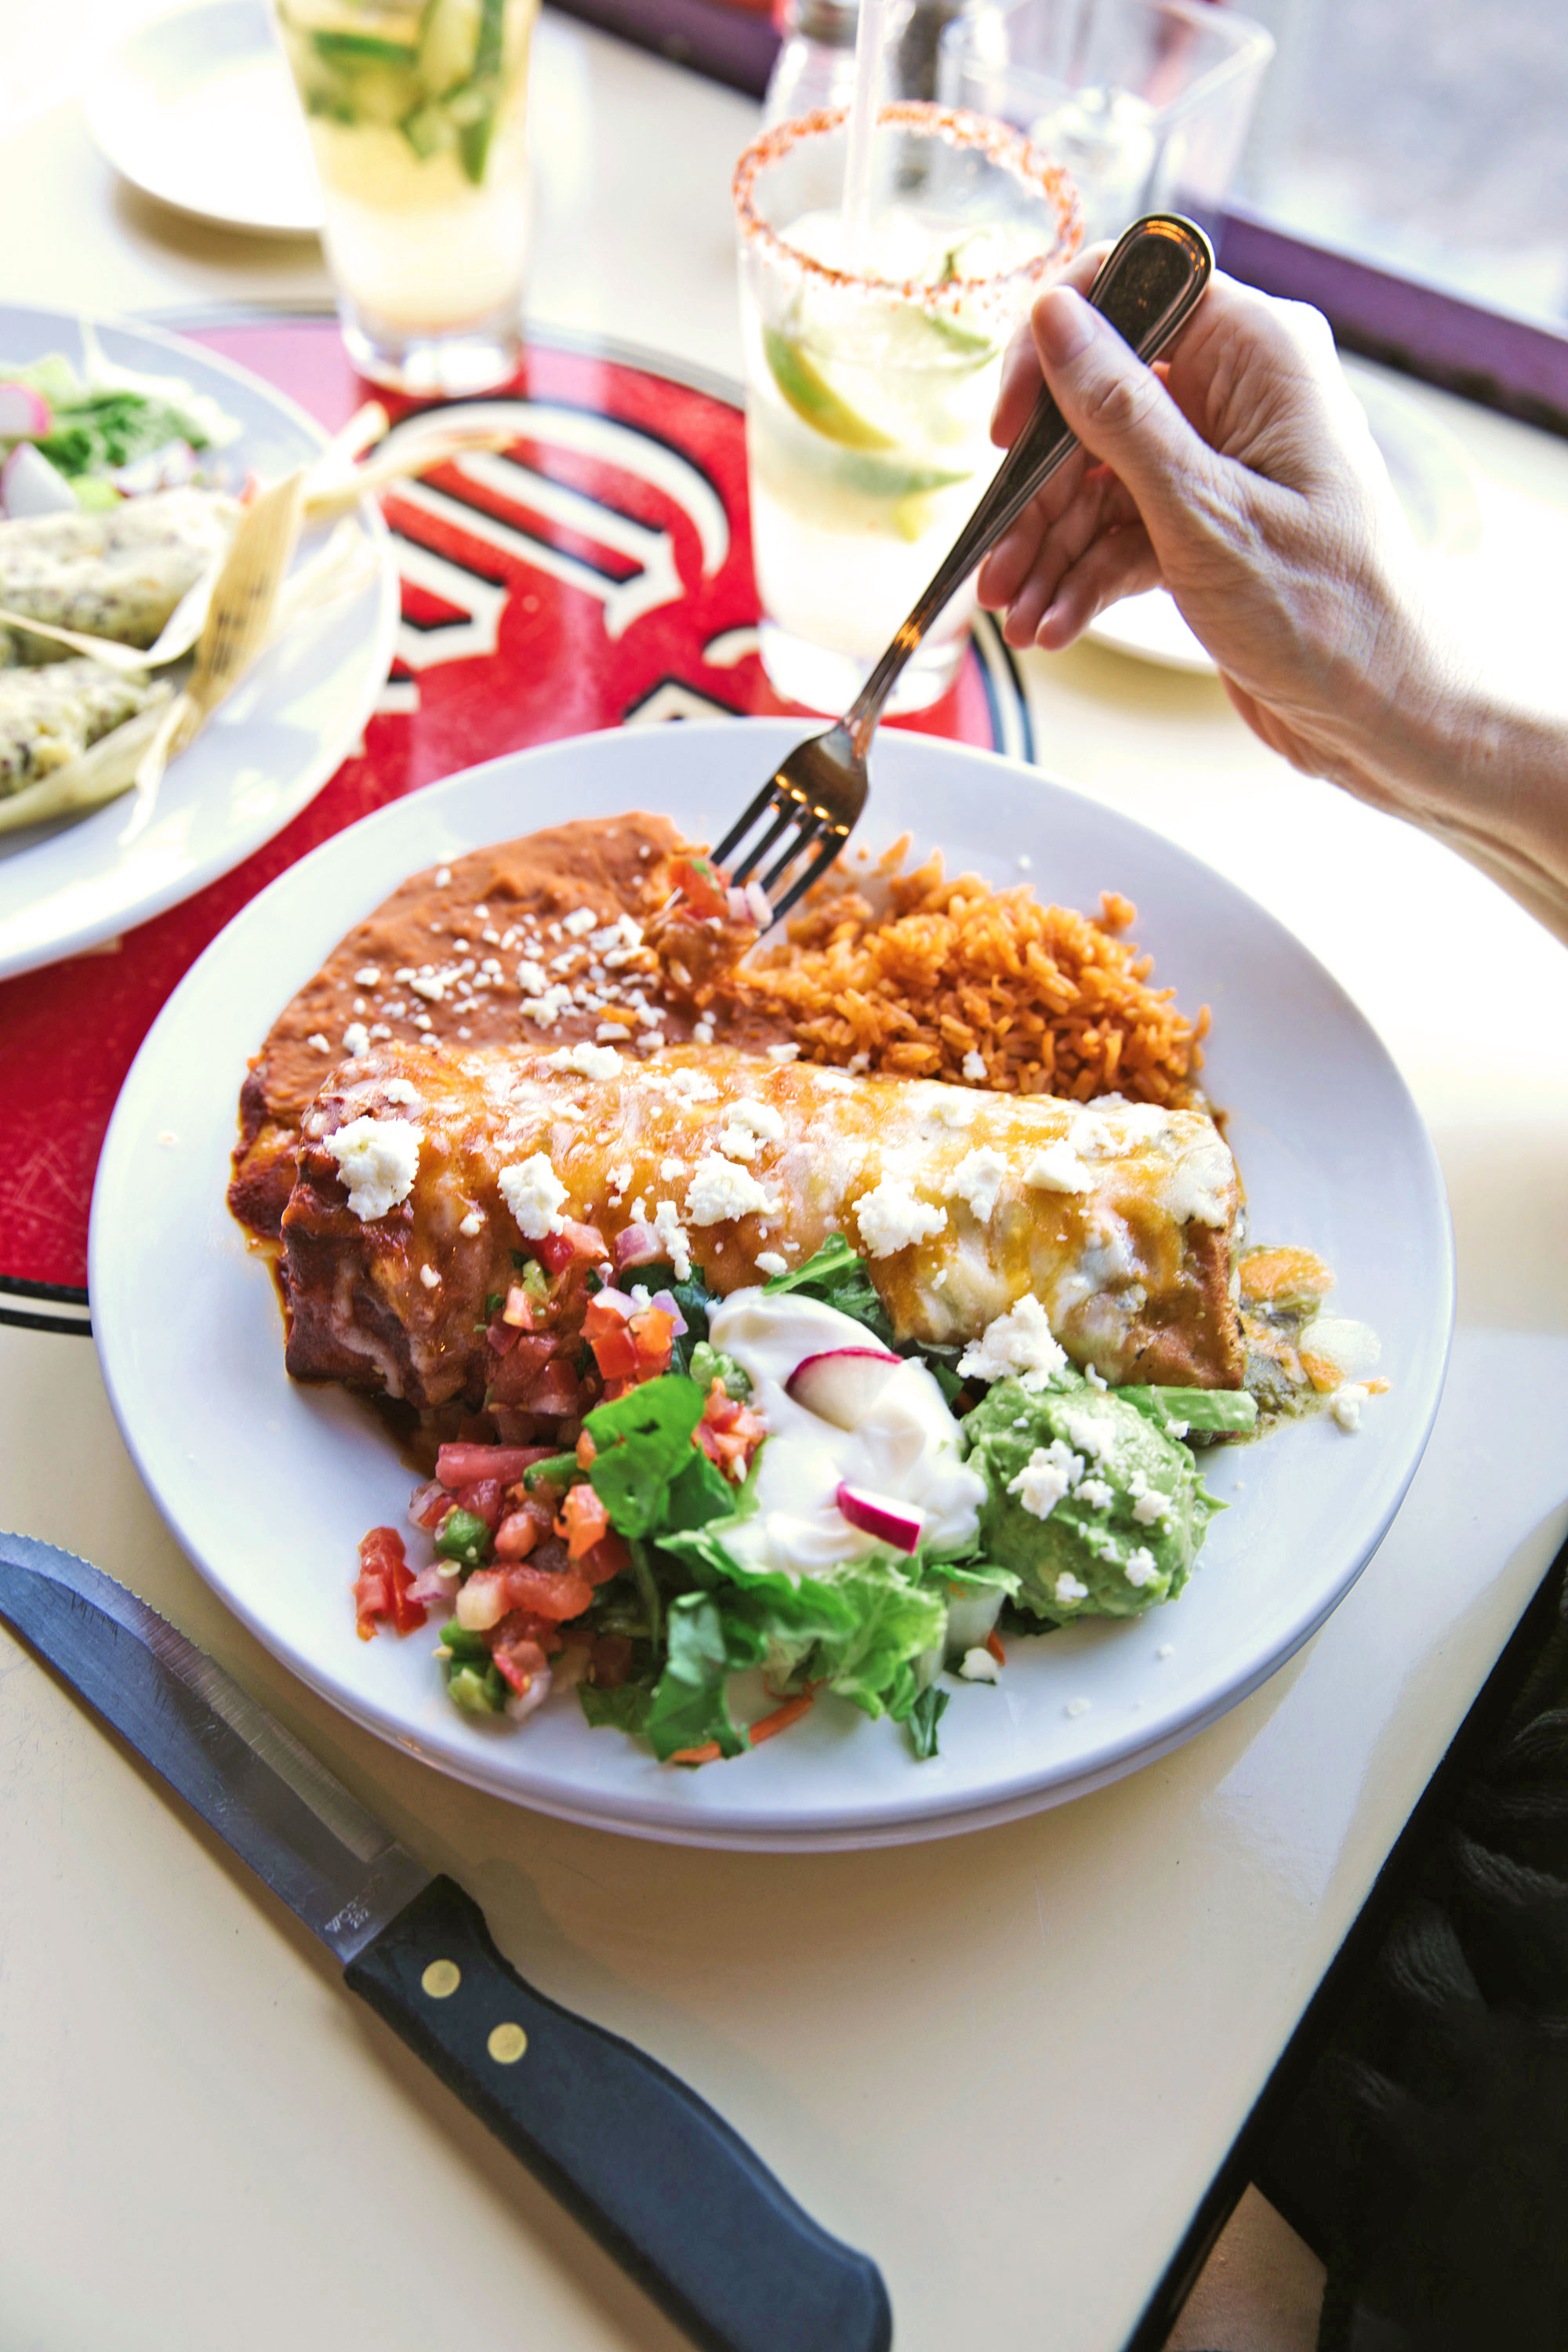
[713, 212, 1215, 918]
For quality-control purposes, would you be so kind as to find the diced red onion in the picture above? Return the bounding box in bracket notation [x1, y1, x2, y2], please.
[407, 1476, 448, 1530]
[592, 1287, 637, 1316]
[612, 1222, 662, 1271]
[744, 881, 772, 928]
[405, 1565, 452, 1607]
[725, 885, 750, 922]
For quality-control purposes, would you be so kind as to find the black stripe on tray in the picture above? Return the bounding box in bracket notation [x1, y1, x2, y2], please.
[0, 1277, 93, 1338]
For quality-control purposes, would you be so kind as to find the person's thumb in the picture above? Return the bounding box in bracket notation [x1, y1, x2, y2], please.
[1032, 285, 1212, 517]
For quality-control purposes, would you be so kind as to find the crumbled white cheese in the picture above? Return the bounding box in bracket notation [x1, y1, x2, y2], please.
[1064, 1696, 1091, 1718]
[651, 1200, 691, 1282]
[561, 906, 597, 937]
[958, 1647, 1000, 1683]
[412, 1013, 433, 1032]
[409, 975, 445, 1003]
[1024, 1141, 1094, 1194]
[686, 1154, 779, 1226]
[498, 1153, 567, 1239]
[434, 866, 452, 886]
[324, 1116, 420, 1221]
[659, 1157, 686, 1181]
[946, 1145, 1009, 1222]
[715, 1126, 757, 1160]
[756, 1250, 788, 1278]
[546, 1040, 622, 1082]
[1066, 1112, 1120, 1160]
[961, 1050, 986, 1081]
[1124, 1546, 1158, 1588]
[663, 1069, 720, 1103]
[1157, 1642, 1174, 1660]
[1160, 1131, 1234, 1229]
[936, 1093, 977, 1129]
[1060, 1406, 1112, 1462]
[419, 1264, 440, 1291]
[307, 1032, 331, 1054]
[1084, 1363, 1108, 1391]
[726, 1098, 786, 1141]
[855, 1176, 947, 1258]
[1006, 1439, 1083, 1521]
[1330, 1383, 1370, 1432]
[353, 964, 380, 986]
[692, 1022, 714, 1045]
[1127, 1469, 1170, 1528]
[383, 1078, 417, 1105]
[1077, 1476, 1115, 1512]
[957, 1294, 1067, 1389]
[515, 959, 549, 994]
[1018, 853, 1033, 871]
[765, 1042, 800, 1063]
[1054, 1573, 1089, 1607]
[342, 1022, 370, 1058]
[810, 1069, 857, 1093]
[458, 1210, 485, 1238]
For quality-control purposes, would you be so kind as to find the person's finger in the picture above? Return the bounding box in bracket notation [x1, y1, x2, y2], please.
[1031, 522, 1162, 649]
[995, 470, 1129, 644]
[1029, 285, 1219, 524]
[974, 448, 1091, 608]
[989, 244, 1109, 446]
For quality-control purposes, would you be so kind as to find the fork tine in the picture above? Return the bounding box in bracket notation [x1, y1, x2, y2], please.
[710, 779, 791, 869]
[770, 829, 846, 920]
[726, 803, 798, 886]
[758, 815, 827, 899]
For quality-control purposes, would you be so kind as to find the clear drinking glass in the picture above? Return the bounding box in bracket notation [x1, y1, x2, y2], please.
[938, 0, 1274, 248]
[733, 103, 1080, 716]
[274, 0, 540, 395]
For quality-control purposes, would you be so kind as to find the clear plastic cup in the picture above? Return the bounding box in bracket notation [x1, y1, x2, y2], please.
[733, 102, 1080, 716]
[274, 0, 539, 396]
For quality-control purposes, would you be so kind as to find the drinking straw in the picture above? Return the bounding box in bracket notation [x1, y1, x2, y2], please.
[840, 0, 889, 265]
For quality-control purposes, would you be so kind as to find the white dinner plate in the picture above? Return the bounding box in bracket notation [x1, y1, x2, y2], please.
[91, 719, 1454, 1850]
[85, 0, 325, 239]
[0, 303, 397, 980]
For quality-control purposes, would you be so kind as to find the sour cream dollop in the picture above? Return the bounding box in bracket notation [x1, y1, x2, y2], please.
[706, 1290, 986, 1580]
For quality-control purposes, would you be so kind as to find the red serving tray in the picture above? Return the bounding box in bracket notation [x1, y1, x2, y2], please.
[0, 318, 1029, 1313]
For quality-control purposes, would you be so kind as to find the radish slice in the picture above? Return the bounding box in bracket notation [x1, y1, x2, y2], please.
[111, 438, 197, 495]
[1, 441, 77, 517]
[0, 381, 52, 440]
[836, 1482, 924, 1555]
[786, 1345, 900, 1430]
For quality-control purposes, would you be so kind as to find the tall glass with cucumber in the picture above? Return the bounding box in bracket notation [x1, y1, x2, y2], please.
[274, 0, 539, 393]
[731, 103, 1080, 714]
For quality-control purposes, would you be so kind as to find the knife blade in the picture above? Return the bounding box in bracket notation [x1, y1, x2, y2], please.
[0, 1533, 892, 2352]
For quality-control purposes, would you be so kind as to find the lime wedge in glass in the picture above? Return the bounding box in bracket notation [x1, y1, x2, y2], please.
[763, 328, 898, 451]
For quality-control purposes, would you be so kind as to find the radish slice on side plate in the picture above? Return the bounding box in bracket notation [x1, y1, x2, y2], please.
[786, 1346, 901, 1429]
[1, 441, 78, 518]
[0, 381, 52, 441]
[836, 1482, 925, 1554]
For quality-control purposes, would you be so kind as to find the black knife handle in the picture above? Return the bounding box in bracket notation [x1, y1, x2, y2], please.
[346, 1876, 891, 2352]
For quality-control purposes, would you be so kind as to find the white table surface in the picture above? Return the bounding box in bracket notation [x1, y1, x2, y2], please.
[3, 11, 1568, 2350]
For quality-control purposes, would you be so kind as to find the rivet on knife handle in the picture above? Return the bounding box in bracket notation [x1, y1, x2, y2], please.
[346, 1876, 893, 2352]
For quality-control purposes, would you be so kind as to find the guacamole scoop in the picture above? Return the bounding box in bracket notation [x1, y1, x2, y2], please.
[962, 1375, 1221, 1623]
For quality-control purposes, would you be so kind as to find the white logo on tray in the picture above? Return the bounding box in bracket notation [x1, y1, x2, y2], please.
[379, 400, 731, 673]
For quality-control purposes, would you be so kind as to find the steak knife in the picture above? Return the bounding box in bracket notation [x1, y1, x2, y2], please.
[0, 1533, 891, 2352]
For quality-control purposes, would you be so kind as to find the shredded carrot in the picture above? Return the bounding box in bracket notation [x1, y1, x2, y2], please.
[747, 1692, 815, 1747]
[985, 1630, 1007, 1668]
[670, 1740, 723, 1766]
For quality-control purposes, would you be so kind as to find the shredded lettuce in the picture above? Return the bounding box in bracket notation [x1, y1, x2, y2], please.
[585, 1374, 707, 1538]
[906, 1685, 949, 1761]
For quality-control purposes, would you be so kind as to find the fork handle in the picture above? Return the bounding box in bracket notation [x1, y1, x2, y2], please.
[844, 212, 1214, 749]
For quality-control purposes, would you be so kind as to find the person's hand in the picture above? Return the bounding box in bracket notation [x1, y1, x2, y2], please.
[975, 253, 1454, 800]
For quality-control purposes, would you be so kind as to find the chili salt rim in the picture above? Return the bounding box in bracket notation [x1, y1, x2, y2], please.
[732, 101, 1083, 307]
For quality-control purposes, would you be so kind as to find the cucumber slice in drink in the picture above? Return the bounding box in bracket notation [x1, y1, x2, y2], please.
[764, 328, 898, 452]
[417, 0, 482, 91]
[310, 28, 419, 67]
[399, 94, 456, 156]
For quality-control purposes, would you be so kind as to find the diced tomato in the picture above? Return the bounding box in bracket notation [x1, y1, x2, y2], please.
[695, 1380, 768, 1480]
[590, 1634, 634, 1689]
[579, 1530, 631, 1585]
[354, 1526, 426, 1641]
[555, 1483, 610, 1559]
[487, 1334, 567, 1407]
[535, 1220, 607, 1276]
[588, 1319, 639, 1381]
[455, 1476, 504, 1532]
[670, 853, 728, 920]
[491, 1632, 550, 1700]
[486, 1316, 521, 1356]
[437, 1443, 557, 1489]
[494, 1510, 539, 1561]
[496, 1562, 593, 1623]
[575, 1429, 597, 1469]
[501, 1284, 536, 1329]
[407, 1476, 449, 1531]
[522, 1359, 584, 1420]
[630, 1306, 675, 1379]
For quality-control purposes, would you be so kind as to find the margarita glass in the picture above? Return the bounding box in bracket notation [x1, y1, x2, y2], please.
[275, 0, 539, 394]
[733, 103, 1080, 714]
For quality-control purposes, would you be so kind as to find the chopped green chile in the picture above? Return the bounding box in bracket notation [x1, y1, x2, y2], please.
[434, 1505, 492, 1569]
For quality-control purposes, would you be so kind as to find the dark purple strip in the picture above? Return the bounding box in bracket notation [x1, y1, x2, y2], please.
[1218, 208, 1568, 441]
[550, 0, 780, 96]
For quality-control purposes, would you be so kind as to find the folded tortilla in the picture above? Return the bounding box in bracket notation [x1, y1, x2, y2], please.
[276, 1041, 1244, 1410]
[0, 486, 238, 665]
